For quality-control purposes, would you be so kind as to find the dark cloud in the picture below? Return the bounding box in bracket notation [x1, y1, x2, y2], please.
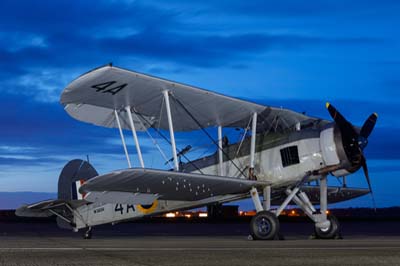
[0, 156, 64, 167]
[0, 31, 384, 77]
[98, 31, 382, 67]
[0, 0, 179, 34]
[172, 0, 400, 18]
[0, 0, 386, 75]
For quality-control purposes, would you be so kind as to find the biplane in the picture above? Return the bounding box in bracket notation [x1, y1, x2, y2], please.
[16, 64, 377, 240]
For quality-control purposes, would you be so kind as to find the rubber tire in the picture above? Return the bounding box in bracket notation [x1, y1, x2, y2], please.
[250, 211, 280, 240]
[314, 215, 340, 239]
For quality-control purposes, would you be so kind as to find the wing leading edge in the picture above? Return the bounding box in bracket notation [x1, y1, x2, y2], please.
[80, 168, 270, 201]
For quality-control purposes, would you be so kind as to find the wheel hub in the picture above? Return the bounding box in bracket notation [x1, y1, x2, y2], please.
[256, 217, 271, 236]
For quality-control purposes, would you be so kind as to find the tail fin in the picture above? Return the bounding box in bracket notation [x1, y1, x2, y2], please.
[56, 159, 98, 229]
[58, 159, 98, 201]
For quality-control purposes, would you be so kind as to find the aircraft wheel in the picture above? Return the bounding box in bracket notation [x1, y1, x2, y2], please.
[83, 227, 92, 239]
[314, 215, 340, 239]
[250, 211, 280, 240]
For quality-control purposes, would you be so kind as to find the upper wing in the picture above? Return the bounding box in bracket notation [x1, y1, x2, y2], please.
[80, 168, 269, 201]
[61, 65, 313, 131]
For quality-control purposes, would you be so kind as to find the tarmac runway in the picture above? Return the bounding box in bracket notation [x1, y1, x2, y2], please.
[1, 221, 400, 265]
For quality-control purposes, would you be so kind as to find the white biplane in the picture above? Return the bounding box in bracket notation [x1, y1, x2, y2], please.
[17, 64, 377, 240]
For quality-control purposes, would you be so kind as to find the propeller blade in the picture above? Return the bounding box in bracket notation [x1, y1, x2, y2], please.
[360, 113, 378, 138]
[361, 155, 376, 210]
[326, 102, 358, 136]
[361, 156, 372, 193]
[326, 102, 348, 125]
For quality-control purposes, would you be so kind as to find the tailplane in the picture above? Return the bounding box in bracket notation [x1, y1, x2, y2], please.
[16, 159, 99, 230]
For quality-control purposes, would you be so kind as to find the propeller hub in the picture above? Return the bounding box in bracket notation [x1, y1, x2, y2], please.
[358, 136, 368, 150]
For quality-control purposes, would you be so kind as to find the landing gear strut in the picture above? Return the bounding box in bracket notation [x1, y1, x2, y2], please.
[249, 187, 280, 240]
[249, 173, 342, 240]
[83, 227, 92, 239]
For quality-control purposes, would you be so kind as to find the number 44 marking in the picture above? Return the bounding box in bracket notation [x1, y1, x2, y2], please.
[92, 81, 127, 95]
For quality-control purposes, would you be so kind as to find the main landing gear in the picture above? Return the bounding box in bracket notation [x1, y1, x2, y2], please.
[249, 175, 341, 240]
[313, 215, 341, 239]
[250, 211, 280, 240]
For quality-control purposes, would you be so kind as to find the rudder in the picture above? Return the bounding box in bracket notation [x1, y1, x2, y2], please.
[58, 159, 98, 201]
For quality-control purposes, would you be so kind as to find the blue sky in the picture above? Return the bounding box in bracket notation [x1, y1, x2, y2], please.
[0, 0, 399, 209]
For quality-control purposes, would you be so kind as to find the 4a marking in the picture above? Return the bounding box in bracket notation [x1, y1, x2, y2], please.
[114, 204, 135, 214]
[92, 81, 127, 95]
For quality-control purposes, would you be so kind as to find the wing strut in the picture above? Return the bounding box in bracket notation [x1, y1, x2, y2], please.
[217, 125, 224, 176]
[114, 109, 132, 168]
[125, 106, 145, 168]
[163, 90, 179, 171]
[249, 112, 258, 179]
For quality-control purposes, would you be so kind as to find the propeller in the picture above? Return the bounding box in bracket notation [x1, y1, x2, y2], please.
[325, 102, 378, 201]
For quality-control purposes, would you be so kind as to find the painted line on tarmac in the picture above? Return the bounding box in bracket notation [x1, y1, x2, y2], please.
[1, 247, 400, 251]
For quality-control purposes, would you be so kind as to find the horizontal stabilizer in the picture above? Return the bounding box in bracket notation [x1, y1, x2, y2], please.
[15, 199, 86, 218]
[15, 204, 53, 218]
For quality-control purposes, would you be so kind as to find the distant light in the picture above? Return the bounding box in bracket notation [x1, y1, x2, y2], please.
[166, 212, 176, 218]
[184, 214, 191, 219]
[291, 210, 296, 214]
[199, 213, 208, 218]
[244, 210, 256, 216]
[326, 210, 330, 215]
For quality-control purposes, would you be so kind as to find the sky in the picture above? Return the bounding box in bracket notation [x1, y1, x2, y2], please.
[0, 0, 399, 209]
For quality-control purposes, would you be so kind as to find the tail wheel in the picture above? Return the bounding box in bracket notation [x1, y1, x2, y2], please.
[83, 227, 92, 239]
[314, 215, 340, 239]
[250, 211, 280, 240]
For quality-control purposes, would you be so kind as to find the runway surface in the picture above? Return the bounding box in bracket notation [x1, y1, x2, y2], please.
[1, 221, 400, 265]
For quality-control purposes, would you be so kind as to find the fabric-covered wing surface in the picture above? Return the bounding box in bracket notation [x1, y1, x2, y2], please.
[61, 65, 312, 131]
[80, 168, 269, 201]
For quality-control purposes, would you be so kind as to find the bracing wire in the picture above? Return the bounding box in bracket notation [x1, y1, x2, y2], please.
[172, 95, 248, 178]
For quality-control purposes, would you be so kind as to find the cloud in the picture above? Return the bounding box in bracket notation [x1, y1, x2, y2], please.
[97, 31, 383, 67]
[0, 0, 387, 84]
[164, 0, 400, 18]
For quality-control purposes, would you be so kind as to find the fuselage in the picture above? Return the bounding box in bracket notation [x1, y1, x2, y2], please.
[73, 123, 353, 229]
[185, 128, 324, 187]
